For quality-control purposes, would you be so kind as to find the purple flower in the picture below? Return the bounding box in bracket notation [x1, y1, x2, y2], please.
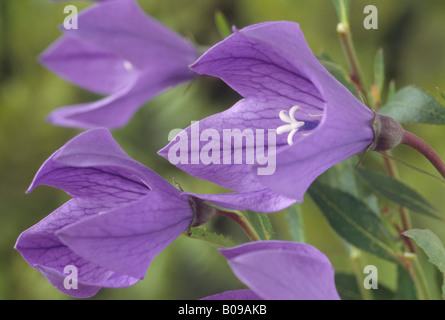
[14, 129, 198, 298]
[202, 241, 340, 300]
[16, 128, 290, 297]
[41, 0, 198, 129]
[159, 21, 375, 204]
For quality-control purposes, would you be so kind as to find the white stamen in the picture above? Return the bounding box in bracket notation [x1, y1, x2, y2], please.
[279, 110, 292, 123]
[277, 124, 294, 135]
[276, 105, 305, 145]
[287, 129, 299, 146]
[289, 105, 301, 121]
[123, 60, 134, 71]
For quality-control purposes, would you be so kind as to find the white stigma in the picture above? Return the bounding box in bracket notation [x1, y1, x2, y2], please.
[276, 105, 305, 146]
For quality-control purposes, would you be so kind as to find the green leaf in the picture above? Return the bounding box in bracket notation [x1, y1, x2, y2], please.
[335, 273, 394, 300]
[245, 211, 274, 240]
[379, 152, 445, 185]
[214, 10, 232, 39]
[308, 180, 398, 261]
[379, 86, 445, 124]
[285, 203, 305, 243]
[318, 159, 380, 217]
[374, 48, 385, 96]
[386, 79, 396, 102]
[357, 167, 442, 220]
[185, 227, 237, 248]
[403, 228, 445, 298]
[332, 0, 350, 27]
[335, 273, 362, 300]
[393, 265, 418, 300]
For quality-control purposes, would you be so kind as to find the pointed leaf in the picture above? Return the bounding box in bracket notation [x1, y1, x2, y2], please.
[374, 48, 385, 97]
[245, 211, 275, 241]
[214, 10, 232, 39]
[319, 159, 380, 217]
[285, 203, 305, 243]
[393, 265, 418, 300]
[379, 86, 445, 124]
[332, 0, 350, 26]
[335, 273, 394, 300]
[335, 273, 362, 300]
[185, 227, 237, 248]
[386, 79, 396, 102]
[357, 167, 441, 220]
[403, 228, 445, 298]
[308, 180, 398, 261]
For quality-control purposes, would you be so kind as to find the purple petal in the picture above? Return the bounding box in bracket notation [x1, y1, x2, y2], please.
[191, 22, 326, 115]
[159, 99, 287, 192]
[256, 50, 374, 199]
[28, 129, 179, 199]
[34, 265, 102, 298]
[57, 190, 193, 279]
[18, 128, 192, 296]
[63, 0, 198, 70]
[161, 21, 375, 201]
[158, 98, 297, 212]
[202, 289, 262, 300]
[44, 0, 198, 129]
[219, 241, 340, 300]
[45, 68, 193, 129]
[186, 190, 295, 213]
[15, 198, 140, 298]
[40, 35, 138, 95]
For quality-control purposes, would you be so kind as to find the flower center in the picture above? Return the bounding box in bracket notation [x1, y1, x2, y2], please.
[276, 105, 305, 145]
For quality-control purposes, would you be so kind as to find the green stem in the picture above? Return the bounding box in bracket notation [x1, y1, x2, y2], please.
[215, 209, 262, 242]
[337, 23, 370, 106]
[403, 253, 431, 300]
[349, 247, 374, 300]
[381, 150, 432, 299]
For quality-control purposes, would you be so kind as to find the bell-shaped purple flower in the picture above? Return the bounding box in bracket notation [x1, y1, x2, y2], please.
[159, 21, 375, 205]
[15, 129, 196, 298]
[41, 0, 198, 129]
[203, 241, 340, 300]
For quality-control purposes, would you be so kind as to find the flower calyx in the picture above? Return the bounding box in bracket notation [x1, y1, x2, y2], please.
[369, 113, 404, 152]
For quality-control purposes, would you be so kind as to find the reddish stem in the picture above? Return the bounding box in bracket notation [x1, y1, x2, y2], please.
[401, 130, 445, 180]
[215, 209, 261, 242]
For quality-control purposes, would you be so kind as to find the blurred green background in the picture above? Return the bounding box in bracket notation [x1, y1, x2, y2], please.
[1, 0, 445, 299]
